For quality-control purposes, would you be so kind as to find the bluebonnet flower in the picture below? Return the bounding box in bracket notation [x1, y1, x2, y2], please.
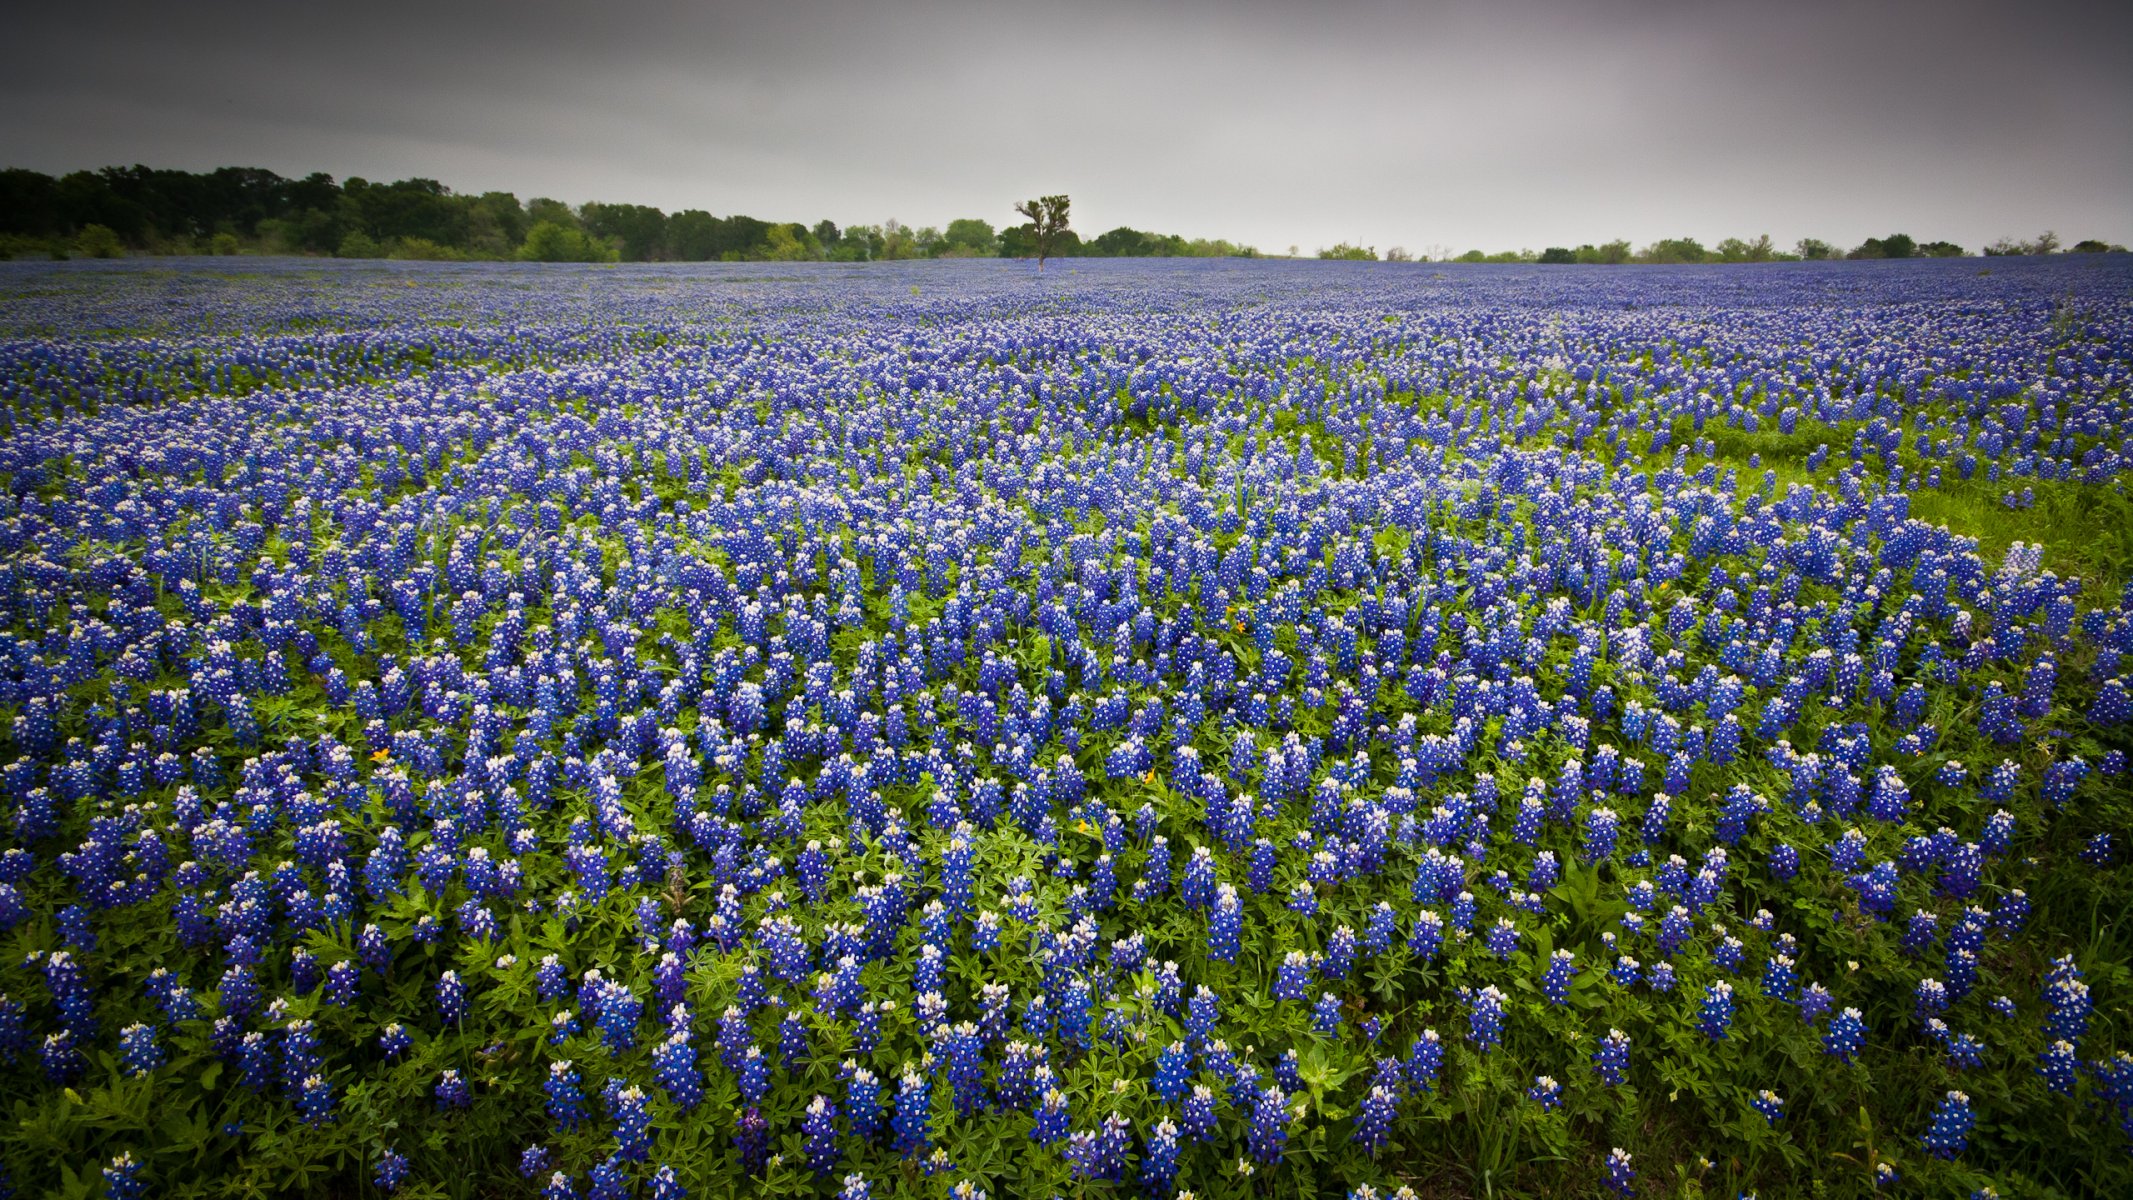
[652, 1032, 703, 1112]
[1467, 986, 1507, 1052]
[118, 1022, 162, 1076]
[103, 1154, 144, 1200]
[1312, 992, 1343, 1035]
[436, 970, 467, 1026]
[1153, 1040, 1195, 1105]
[1064, 1113, 1131, 1181]
[1033, 1083, 1070, 1144]
[611, 1085, 653, 1161]
[1353, 1081, 1399, 1154]
[374, 1146, 410, 1193]
[1527, 1075, 1563, 1111]
[1603, 1148, 1635, 1196]
[296, 1074, 334, 1127]
[804, 1094, 840, 1175]
[1408, 909, 1445, 962]
[1143, 1116, 1183, 1189]
[1247, 1084, 1291, 1164]
[1274, 950, 1314, 1001]
[1826, 1008, 1867, 1063]
[1541, 949, 1577, 1006]
[1698, 981, 1734, 1040]
[435, 1069, 471, 1110]
[2037, 1039, 2079, 1095]
[1918, 1090, 1974, 1158]
[1593, 1028, 1632, 1085]
[1209, 885, 1242, 962]
[547, 1062, 587, 1131]
[893, 1067, 932, 1157]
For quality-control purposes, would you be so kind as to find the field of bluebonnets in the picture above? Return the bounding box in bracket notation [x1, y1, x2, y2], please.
[0, 254, 2129, 1200]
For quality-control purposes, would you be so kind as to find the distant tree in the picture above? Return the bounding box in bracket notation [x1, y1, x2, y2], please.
[827, 224, 876, 261]
[1574, 240, 1632, 265]
[1384, 246, 1412, 262]
[519, 220, 613, 262]
[526, 198, 576, 227]
[472, 192, 528, 248]
[74, 224, 124, 258]
[1639, 237, 1707, 264]
[665, 210, 720, 260]
[879, 219, 917, 260]
[336, 231, 380, 258]
[813, 220, 841, 249]
[1089, 226, 1151, 257]
[1538, 247, 1576, 264]
[1916, 240, 1966, 258]
[763, 222, 820, 260]
[942, 218, 997, 256]
[1848, 234, 1915, 260]
[2069, 239, 2125, 253]
[1984, 232, 2061, 256]
[1012, 195, 1072, 270]
[389, 237, 464, 261]
[582, 202, 667, 260]
[1795, 238, 1835, 260]
[1318, 243, 1377, 261]
[715, 215, 773, 259]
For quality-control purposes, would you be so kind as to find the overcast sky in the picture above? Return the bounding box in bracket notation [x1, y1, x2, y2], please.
[3, 0, 2127, 254]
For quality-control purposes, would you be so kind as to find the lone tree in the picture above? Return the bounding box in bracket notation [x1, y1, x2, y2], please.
[1014, 195, 1071, 270]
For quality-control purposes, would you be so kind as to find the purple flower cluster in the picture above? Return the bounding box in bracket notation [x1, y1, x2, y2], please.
[0, 256, 2128, 1198]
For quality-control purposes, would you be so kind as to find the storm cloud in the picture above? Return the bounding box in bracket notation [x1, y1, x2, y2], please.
[3, 0, 2126, 253]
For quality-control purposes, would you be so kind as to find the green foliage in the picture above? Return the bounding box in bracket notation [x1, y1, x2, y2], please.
[940, 218, 997, 257]
[73, 223, 124, 258]
[336, 231, 381, 259]
[1988, 232, 2064, 256]
[1638, 236, 1708, 264]
[1849, 233, 1917, 260]
[763, 222, 820, 261]
[1012, 194, 1072, 268]
[518, 221, 615, 263]
[1318, 243, 1378, 261]
[1715, 235, 1776, 262]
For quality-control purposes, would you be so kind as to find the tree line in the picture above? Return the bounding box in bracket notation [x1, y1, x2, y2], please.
[1319, 231, 2124, 264]
[0, 166, 1257, 262]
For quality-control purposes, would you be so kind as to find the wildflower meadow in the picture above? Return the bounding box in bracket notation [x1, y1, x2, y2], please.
[0, 255, 2128, 1199]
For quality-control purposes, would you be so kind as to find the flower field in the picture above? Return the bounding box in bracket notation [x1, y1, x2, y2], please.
[1, 255, 2130, 1199]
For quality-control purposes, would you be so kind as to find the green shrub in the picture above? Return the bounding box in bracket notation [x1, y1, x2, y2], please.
[389, 237, 463, 261]
[73, 224, 124, 258]
[337, 231, 382, 258]
[518, 220, 616, 262]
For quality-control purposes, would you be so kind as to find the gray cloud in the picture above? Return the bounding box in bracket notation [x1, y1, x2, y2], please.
[3, 0, 2127, 253]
